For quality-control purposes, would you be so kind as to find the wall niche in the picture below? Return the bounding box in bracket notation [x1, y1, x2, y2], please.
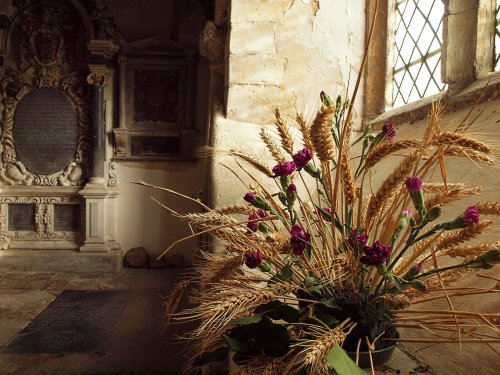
[113, 37, 198, 161]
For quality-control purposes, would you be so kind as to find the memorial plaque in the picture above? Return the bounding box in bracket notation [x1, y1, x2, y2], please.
[2, 290, 130, 353]
[54, 204, 81, 232]
[131, 136, 180, 156]
[8, 203, 36, 231]
[13, 87, 79, 175]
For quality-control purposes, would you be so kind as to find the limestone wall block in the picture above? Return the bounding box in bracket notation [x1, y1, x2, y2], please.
[230, 0, 290, 24]
[229, 23, 275, 56]
[226, 84, 295, 124]
[228, 56, 285, 86]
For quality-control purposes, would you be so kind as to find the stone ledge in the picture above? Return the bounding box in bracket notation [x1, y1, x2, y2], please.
[0, 249, 122, 273]
[366, 71, 500, 130]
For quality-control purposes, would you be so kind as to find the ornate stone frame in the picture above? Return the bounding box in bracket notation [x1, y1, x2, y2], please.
[113, 38, 198, 161]
[0, 0, 90, 186]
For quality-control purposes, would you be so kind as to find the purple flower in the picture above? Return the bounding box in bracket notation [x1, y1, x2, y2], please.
[405, 177, 423, 192]
[272, 161, 296, 177]
[361, 240, 392, 265]
[256, 209, 267, 218]
[463, 205, 480, 225]
[247, 210, 267, 232]
[403, 209, 411, 216]
[247, 214, 260, 232]
[287, 183, 297, 193]
[292, 148, 313, 170]
[290, 224, 311, 256]
[244, 192, 256, 203]
[347, 231, 368, 249]
[382, 123, 396, 141]
[245, 250, 263, 269]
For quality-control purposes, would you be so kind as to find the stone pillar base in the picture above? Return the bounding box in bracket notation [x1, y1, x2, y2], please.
[79, 182, 121, 256]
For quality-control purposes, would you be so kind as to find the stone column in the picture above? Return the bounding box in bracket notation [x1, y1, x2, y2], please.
[79, 40, 121, 258]
[113, 53, 129, 158]
[87, 73, 106, 184]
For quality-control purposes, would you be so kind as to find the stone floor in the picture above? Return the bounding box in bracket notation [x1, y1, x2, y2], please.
[0, 268, 496, 374]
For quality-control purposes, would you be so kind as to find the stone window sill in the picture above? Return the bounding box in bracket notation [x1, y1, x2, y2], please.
[366, 71, 500, 130]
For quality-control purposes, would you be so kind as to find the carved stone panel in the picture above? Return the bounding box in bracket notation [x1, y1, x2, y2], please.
[13, 88, 79, 175]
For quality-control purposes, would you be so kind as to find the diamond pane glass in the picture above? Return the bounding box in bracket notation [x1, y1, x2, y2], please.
[496, 0, 499, 70]
[392, 0, 446, 108]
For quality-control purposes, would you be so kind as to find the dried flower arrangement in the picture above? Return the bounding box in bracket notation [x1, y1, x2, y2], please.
[136, 8, 500, 375]
[137, 91, 499, 374]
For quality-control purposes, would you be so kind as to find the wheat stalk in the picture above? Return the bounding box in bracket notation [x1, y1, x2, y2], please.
[286, 322, 354, 375]
[198, 252, 244, 286]
[229, 149, 275, 177]
[178, 282, 298, 337]
[433, 132, 491, 154]
[296, 113, 314, 151]
[444, 145, 495, 166]
[444, 241, 500, 258]
[274, 108, 294, 155]
[422, 182, 465, 192]
[214, 204, 256, 216]
[340, 151, 356, 205]
[364, 139, 423, 169]
[162, 281, 189, 329]
[475, 202, 500, 216]
[260, 128, 286, 163]
[310, 104, 335, 162]
[424, 187, 483, 209]
[366, 151, 420, 225]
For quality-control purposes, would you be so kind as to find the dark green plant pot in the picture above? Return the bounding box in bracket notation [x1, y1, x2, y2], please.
[347, 343, 397, 369]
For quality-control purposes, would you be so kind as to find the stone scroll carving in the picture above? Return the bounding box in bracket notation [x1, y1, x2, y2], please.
[0, 0, 90, 186]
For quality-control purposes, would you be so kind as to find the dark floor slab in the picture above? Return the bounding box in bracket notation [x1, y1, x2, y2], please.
[2, 290, 130, 354]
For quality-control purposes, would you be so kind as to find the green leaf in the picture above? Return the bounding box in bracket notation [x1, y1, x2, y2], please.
[270, 263, 293, 283]
[277, 303, 300, 323]
[229, 315, 262, 325]
[314, 311, 338, 327]
[223, 334, 248, 353]
[326, 344, 366, 375]
[320, 298, 340, 309]
[193, 346, 229, 366]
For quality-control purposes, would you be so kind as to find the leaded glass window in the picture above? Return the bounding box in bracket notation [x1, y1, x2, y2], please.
[392, 0, 446, 107]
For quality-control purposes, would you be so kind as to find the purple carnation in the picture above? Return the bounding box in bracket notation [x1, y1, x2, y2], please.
[347, 231, 368, 249]
[247, 214, 260, 232]
[405, 177, 423, 192]
[244, 192, 256, 203]
[287, 183, 297, 193]
[361, 240, 392, 265]
[292, 148, 313, 170]
[382, 123, 396, 141]
[463, 205, 480, 225]
[247, 210, 267, 232]
[256, 209, 267, 218]
[290, 224, 311, 256]
[245, 250, 263, 269]
[272, 161, 296, 177]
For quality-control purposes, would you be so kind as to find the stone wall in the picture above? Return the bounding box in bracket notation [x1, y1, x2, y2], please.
[225, 0, 366, 124]
[210, 0, 367, 209]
